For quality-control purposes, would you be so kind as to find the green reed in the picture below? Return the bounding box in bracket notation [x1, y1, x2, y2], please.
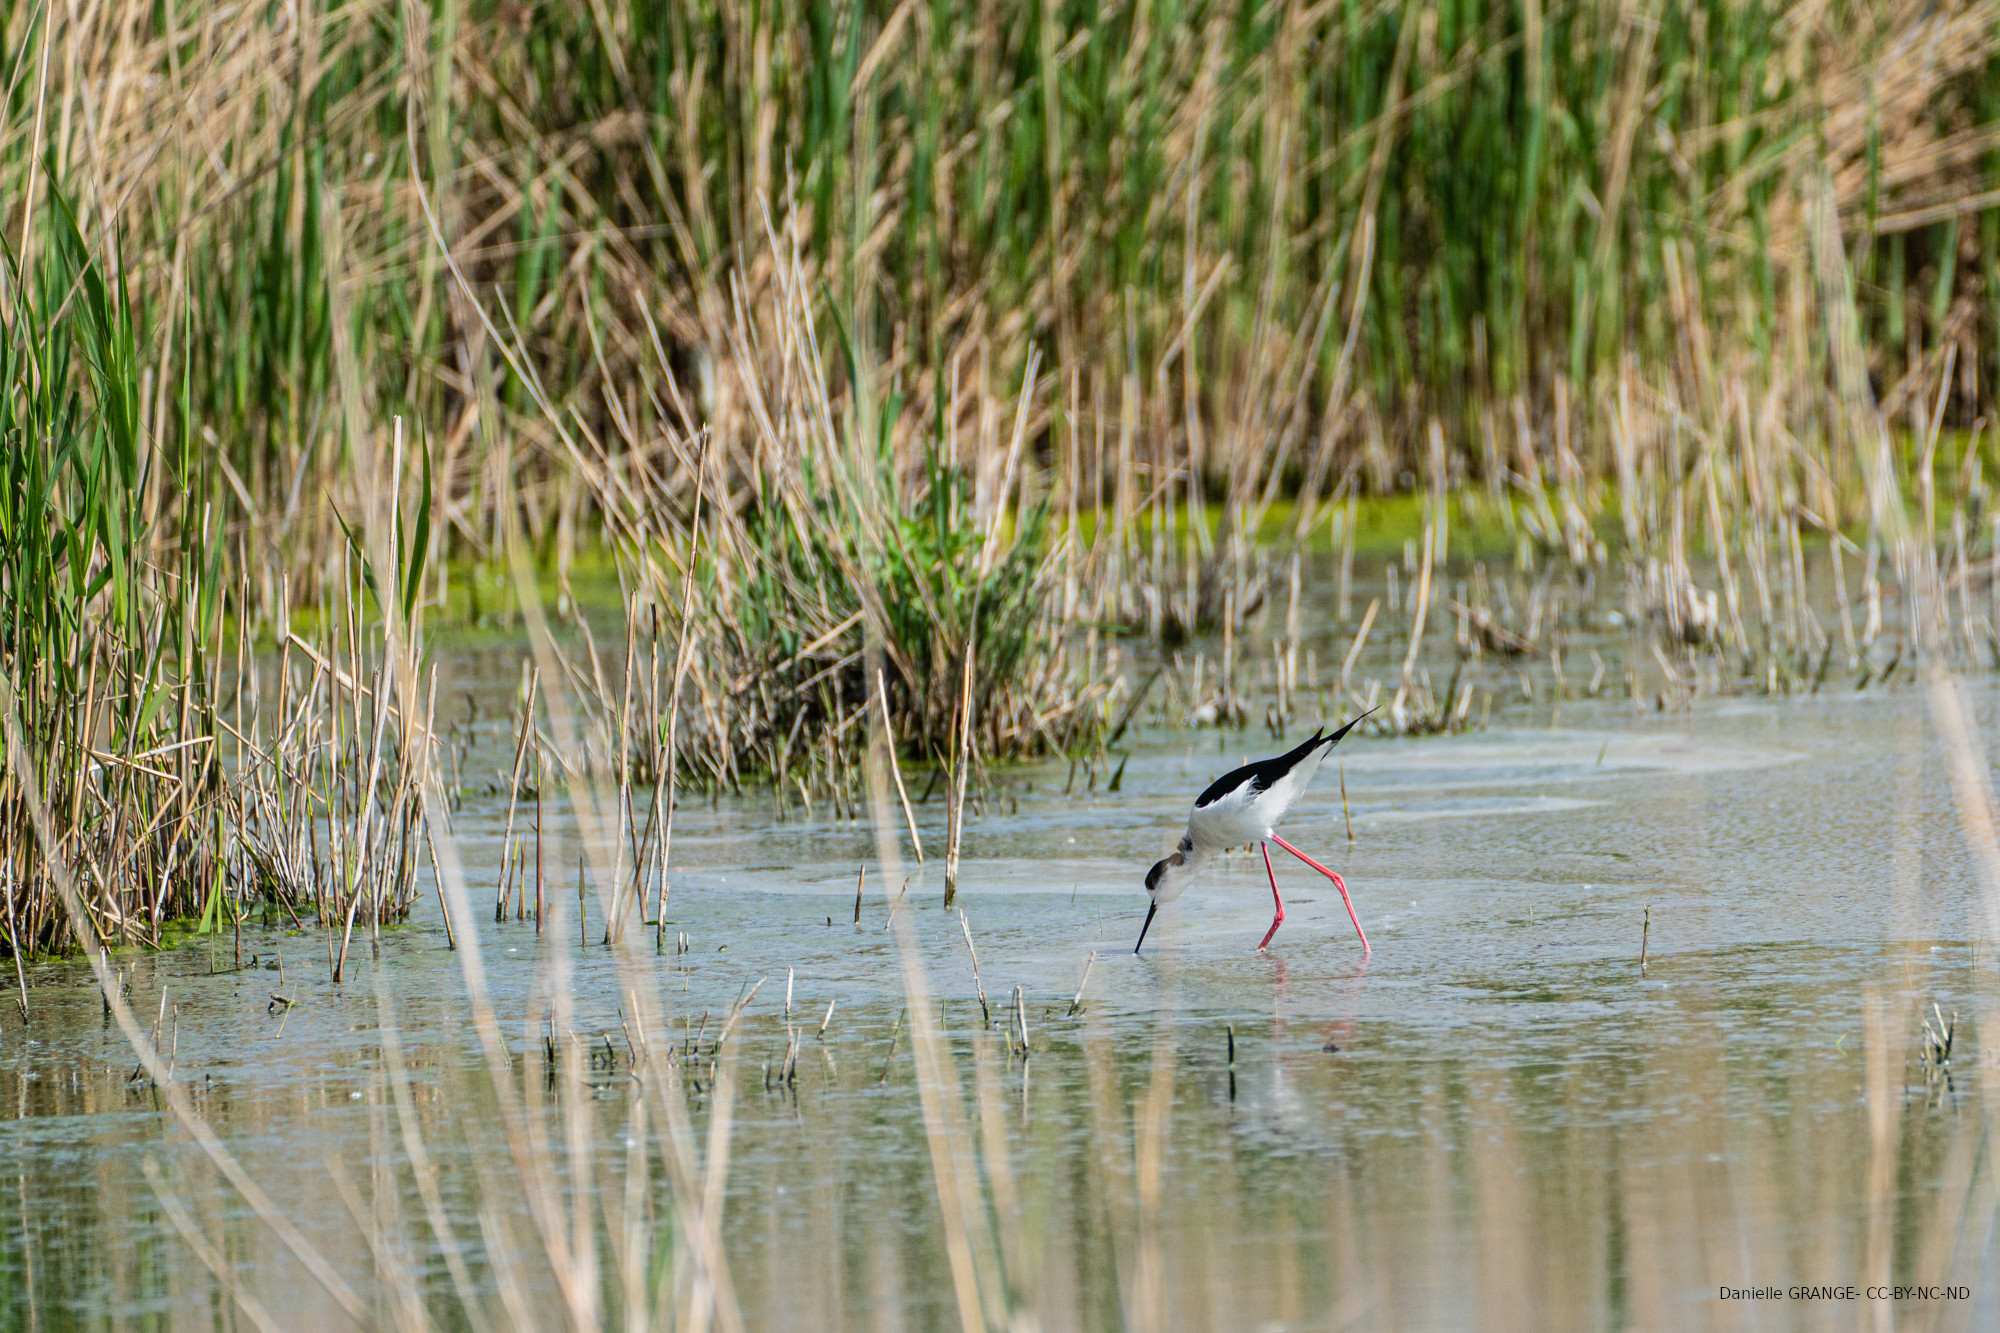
[8, 2, 1995, 583]
[2, 1, 1999, 936]
[0, 182, 228, 957]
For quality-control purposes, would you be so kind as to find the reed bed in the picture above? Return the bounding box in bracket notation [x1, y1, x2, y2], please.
[3, 2, 1999, 1322]
[12, 0, 1998, 524]
[230, 587, 448, 977]
[0, 188, 237, 962]
[4, 0, 1998, 633]
[522, 208, 1120, 795]
[3, 3, 2000, 905]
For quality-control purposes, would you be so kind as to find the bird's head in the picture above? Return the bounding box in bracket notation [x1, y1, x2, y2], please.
[1137, 836, 1208, 954]
[1144, 849, 1198, 904]
[1136, 848, 1201, 955]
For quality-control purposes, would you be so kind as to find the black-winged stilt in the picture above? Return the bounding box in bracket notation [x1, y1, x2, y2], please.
[1135, 712, 1374, 955]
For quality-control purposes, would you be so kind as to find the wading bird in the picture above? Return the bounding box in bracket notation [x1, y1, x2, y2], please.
[1135, 713, 1373, 955]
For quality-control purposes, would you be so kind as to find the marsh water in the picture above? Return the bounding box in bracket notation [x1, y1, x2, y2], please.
[3, 644, 1999, 1329]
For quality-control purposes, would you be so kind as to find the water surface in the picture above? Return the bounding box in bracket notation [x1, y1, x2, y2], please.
[2, 678, 1997, 1330]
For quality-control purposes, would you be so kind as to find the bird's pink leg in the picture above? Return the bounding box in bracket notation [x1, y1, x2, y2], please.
[1257, 843, 1285, 951]
[1268, 833, 1370, 952]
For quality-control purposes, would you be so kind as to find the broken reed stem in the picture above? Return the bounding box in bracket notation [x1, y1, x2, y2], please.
[1341, 763, 1354, 843]
[655, 436, 709, 952]
[714, 977, 766, 1052]
[423, 807, 455, 951]
[418, 675, 454, 951]
[877, 1007, 904, 1085]
[944, 640, 975, 908]
[959, 910, 990, 1026]
[1401, 523, 1435, 686]
[1340, 599, 1381, 693]
[1067, 952, 1097, 1018]
[534, 740, 545, 934]
[497, 664, 538, 919]
[1640, 904, 1651, 976]
[878, 669, 924, 863]
[9, 890, 32, 1014]
[853, 864, 865, 925]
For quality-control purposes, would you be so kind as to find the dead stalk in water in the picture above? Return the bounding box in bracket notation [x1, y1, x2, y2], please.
[1068, 951, 1098, 1018]
[960, 910, 991, 1026]
[944, 641, 975, 908]
[879, 668, 925, 862]
[1340, 599, 1380, 694]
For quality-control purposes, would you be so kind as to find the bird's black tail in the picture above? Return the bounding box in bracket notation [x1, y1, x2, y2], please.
[1287, 706, 1379, 766]
[1320, 705, 1379, 750]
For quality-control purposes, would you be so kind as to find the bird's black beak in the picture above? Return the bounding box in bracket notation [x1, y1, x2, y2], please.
[1134, 900, 1159, 955]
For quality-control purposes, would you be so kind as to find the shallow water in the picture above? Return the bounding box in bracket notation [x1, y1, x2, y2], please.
[3, 676, 1998, 1329]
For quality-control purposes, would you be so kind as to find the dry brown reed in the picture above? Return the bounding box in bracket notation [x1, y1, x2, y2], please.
[10, 2, 2000, 945]
[228, 426, 448, 974]
[4, 3, 2000, 1310]
[7, 2, 2000, 752]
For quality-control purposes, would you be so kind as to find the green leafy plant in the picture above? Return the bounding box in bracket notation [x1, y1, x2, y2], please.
[0, 180, 227, 957]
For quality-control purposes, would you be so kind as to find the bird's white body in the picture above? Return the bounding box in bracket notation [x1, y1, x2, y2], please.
[1146, 749, 1330, 905]
[1136, 715, 1374, 953]
[1147, 730, 1342, 905]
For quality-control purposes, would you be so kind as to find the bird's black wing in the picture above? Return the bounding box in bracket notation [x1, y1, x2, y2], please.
[1194, 729, 1323, 808]
[1192, 709, 1375, 809]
